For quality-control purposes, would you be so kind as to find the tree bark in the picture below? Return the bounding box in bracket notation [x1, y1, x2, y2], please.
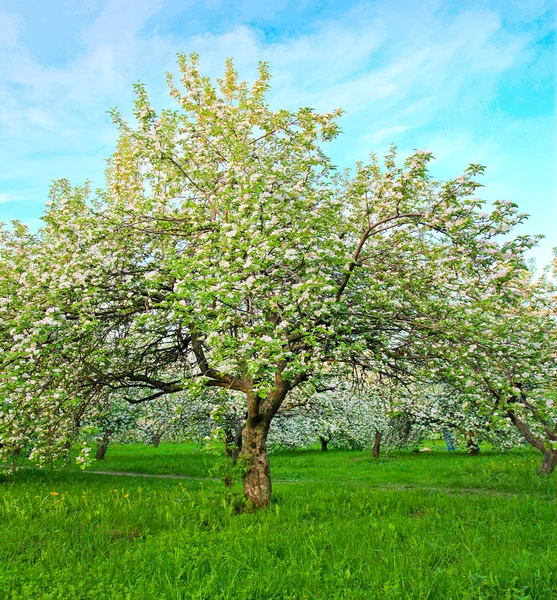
[232, 423, 243, 464]
[319, 436, 329, 452]
[507, 409, 556, 476]
[152, 434, 162, 448]
[239, 381, 289, 509]
[372, 431, 382, 459]
[539, 450, 557, 475]
[466, 436, 480, 455]
[241, 416, 272, 509]
[95, 436, 110, 461]
[224, 422, 243, 463]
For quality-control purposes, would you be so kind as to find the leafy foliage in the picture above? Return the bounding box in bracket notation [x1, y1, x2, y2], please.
[0, 54, 554, 499]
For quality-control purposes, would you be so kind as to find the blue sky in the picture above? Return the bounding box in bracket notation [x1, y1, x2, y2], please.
[0, 0, 555, 268]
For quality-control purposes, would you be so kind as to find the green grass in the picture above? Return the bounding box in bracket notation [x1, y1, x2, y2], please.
[2, 444, 557, 599]
[82, 442, 557, 495]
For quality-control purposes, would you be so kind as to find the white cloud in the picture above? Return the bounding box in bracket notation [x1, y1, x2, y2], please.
[0, 11, 20, 48]
[364, 125, 409, 147]
[0, 0, 552, 268]
[79, 0, 168, 48]
[0, 2, 525, 142]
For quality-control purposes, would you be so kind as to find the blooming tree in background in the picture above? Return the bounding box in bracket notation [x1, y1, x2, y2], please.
[85, 395, 139, 460]
[431, 263, 557, 473]
[269, 377, 426, 456]
[397, 384, 523, 454]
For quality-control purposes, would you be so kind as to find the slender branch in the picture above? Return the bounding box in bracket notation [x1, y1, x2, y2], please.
[336, 213, 423, 301]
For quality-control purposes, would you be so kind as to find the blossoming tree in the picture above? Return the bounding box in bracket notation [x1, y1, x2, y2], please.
[432, 264, 557, 472]
[0, 54, 535, 507]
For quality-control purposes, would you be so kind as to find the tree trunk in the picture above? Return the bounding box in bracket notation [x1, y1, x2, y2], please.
[223, 423, 244, 488]
[232, 424, 243, 464]
[241, 417, 272, 509]
[467, 436, 480, 455]
[95, 437, 110, 461]
[152, 434, 162, 448]
[319, 436, 329, 452]
[506, 409, 557, 476]
[239, 383, 289, 510]
[224, 422, 243, 463]
[539, 450, 557, 475]
[372, 431, 382, 458]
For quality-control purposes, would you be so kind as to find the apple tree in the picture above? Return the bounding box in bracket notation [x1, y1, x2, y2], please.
[0, 54, 534, 506]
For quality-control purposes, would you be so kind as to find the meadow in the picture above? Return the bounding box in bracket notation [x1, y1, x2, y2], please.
[2, 443, 557, 600]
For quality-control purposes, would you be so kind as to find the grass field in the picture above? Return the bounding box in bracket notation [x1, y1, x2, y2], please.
[2, 443, 557, 599]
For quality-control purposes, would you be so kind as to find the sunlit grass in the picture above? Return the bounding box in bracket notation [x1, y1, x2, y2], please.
[2, 444, 556, 599]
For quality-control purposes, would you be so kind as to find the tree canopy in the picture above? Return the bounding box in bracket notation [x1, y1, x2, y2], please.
[1, 53, 553, 508]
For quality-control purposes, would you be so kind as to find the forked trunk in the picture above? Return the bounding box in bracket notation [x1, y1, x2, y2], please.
[372, 431, 382, 459]
[95, 437, 110, 461]
[320, 436, 329, 452]
[539, 450, 557, 475]
[241, 417, 272, 509]
[239, 383, 289, 510]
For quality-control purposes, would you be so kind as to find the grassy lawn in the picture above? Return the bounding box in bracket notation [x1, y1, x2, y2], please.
[1, 444, 556, 599]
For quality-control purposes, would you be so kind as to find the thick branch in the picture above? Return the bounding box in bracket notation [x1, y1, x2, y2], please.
[507, 409, 546, 453]
[189, 328, 246, 391]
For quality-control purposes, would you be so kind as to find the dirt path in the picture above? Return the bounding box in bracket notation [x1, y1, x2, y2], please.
[84, 469, 210, 481]
[5, 465, 555, 499]
[78, 469, 553, 499]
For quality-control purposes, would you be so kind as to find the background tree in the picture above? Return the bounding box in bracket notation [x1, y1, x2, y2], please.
[397, 383, 523, 454]
[432, 265, 557, 472]
[86, 396, 139, 460]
